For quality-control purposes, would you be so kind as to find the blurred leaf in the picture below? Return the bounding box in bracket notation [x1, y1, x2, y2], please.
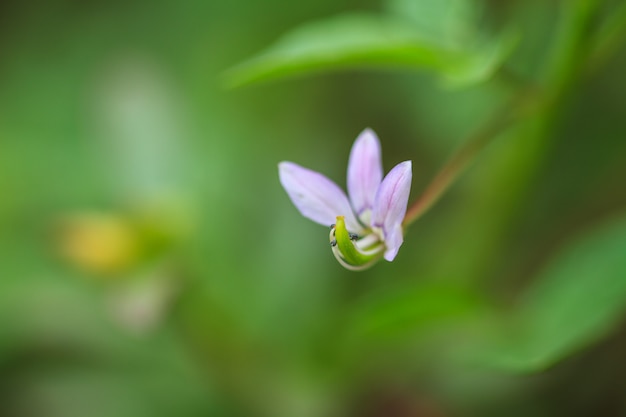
[442, 31, 517, 88]
[386, 0, 482, 47]
[466, 214, 626, 372]
[225, 13, 515, 88]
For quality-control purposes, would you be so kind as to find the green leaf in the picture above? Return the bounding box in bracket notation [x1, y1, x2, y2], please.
[466, 214, 626, 373]
[386, 0, 482, 48]
[441, 30, 518, 88]
[225, 13, 513, 88]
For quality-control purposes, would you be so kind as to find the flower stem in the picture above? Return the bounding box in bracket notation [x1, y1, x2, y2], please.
[403, 0, 613, 229]
[403, 89, 539, 228]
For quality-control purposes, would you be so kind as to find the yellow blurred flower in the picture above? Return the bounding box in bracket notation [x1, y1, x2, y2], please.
[57, 212, 139, 275]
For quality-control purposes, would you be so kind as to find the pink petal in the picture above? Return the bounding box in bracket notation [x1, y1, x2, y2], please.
[347, 128, 383, 217]
[371, 161, 412, 258]
[279, 162, 362, 232]
[383, 223, 403, 261]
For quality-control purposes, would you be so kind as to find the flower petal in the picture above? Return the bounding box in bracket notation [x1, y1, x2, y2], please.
[279, 161, 362, 232]
[347, 128, 383, 217]
[371, 161, 412, 257]
[383, 223, 403, 261]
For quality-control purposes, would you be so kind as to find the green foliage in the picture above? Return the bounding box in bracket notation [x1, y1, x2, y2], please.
[466, 215, 626, 372]
[2, 0, 626, 415]
[386, 0, 483, 46]
[225, 12, 515, 88]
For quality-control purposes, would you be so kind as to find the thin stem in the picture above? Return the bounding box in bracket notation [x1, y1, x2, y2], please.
[403, 0, 611, 230]
[403, 89, 539, 228]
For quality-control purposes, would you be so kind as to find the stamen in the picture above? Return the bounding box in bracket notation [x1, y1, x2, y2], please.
[330, 216, 383, 270]
[355, 234, 380, 250]
[331, 245, 373, 271]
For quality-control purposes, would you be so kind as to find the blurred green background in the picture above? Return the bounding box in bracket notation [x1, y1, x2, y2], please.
[1, 0, 626, 416]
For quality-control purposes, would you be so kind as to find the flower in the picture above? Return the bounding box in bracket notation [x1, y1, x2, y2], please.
[278, 128, 412, 270]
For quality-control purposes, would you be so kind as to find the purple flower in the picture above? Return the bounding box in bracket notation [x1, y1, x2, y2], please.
[278, 129, 412, 269]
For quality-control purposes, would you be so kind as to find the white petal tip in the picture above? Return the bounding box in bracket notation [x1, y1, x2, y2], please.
[384, 251, 398, 262]
[383, 222, 404, 262]
[398, 160, 412, 171]
[356, 128, 379, 144]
